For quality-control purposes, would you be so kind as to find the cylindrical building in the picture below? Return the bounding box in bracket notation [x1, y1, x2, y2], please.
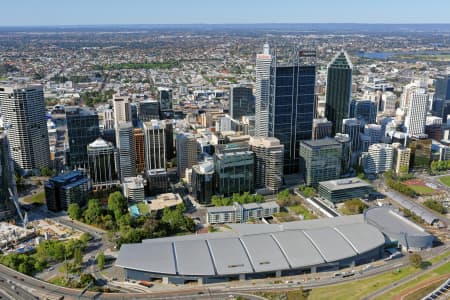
[87, 138, 119, 190]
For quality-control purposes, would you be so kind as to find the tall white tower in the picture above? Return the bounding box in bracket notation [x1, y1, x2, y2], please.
[405, 90, 428, 136]
[0, 85, 50, 174]
[255, 43, 272, 137]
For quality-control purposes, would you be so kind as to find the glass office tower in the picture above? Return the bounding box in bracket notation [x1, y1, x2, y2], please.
[268, 49, 316, 174]
[325, 51, 353, 135]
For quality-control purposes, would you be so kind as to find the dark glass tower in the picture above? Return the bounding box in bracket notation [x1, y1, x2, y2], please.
[268, 49, 316, 174]
[432, 74, 450, 122]
[0, 133, 17, 220]
[325, 51, 353, 135]
[66, 107, 100, 169]
[230, 85, 255, 120]
[349, 99, 377, 125]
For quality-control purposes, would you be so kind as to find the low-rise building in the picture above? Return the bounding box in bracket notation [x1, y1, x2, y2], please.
[318, 178, 372, 203]
[123, 176, 145, 202]
[147, 193, 183, 213]
[45, 171, 90, 212]
[207, 201, 279, 224]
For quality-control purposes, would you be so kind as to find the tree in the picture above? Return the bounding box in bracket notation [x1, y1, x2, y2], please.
[423, 200, 447, 214]
[342, 199, 368, 215]
[97, 252, 105, 270]
[73, 247, 83, 266]
[67, 203, 81, 220]
[409, 253, 422, 268]
[40, 167, 56, 177]
[83, 199, 102, 225]
[108, 191, 128, 221]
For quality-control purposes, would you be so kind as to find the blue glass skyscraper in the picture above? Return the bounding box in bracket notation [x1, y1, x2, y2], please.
[268, 49, 316, 174]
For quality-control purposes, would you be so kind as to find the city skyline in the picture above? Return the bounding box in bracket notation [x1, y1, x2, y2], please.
[1, 0, 450, 26]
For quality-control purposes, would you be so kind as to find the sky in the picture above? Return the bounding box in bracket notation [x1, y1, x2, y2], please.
[1, 0, 450, 26]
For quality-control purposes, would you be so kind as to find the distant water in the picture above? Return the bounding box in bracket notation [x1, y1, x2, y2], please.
[357, 50, 450, 60]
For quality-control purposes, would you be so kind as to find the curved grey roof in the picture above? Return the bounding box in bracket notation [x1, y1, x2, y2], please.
[116, 216, 386, 277]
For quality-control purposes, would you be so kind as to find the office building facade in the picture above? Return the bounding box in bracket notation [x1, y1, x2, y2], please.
[255, 43, 272, 137]
[363, 143, 393, 174]
[158, 87, 173, 112]
[392, 143, 411, 175]
[134, 128, 146, 173]
[143, 120, 169, 171]
[117, 122, 137, 180]
[230, 85, 254, 120]
[325, 51, 353, 135]
[214, 149, 255, 197]
[113, 95, 132, 128]
[299, 138, 342, 187]
[349, 99, 377, 125]
[139, 100, 160, 121]
[249, 137, 284, 191]
[45, 171, 90, 212]
[342, 118, 363, 152]
[0, 85, 50, 173]
[268, 49, 316, 174]
[87, 138, 119, 190]
[65, 107, 100, 169]
[405, 91, 428, 136]
[191, 161, 215, 204]
[312, 118, 332, 140]
[176, 133, 198, 178]
[0, 133, 18, 220]
[432, 74, 450, 122]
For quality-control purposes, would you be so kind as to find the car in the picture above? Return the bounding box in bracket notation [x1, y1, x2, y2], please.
[48, 267, 54, 271]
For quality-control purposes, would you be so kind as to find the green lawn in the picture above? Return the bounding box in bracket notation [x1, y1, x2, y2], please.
[22, 191, 46, 204]
[308, 267, 418, 300]
[439, 175, 450, 187]
[408, 185, 435, 196]
[289, 205, 317, 220]
[137, 202, 149, 215]
[373, 262, 450, 300]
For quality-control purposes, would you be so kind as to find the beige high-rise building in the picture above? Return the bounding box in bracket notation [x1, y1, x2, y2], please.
[249, 136, 284, 191]
[176, 133, 198, 178]
[113, 95, 132, 128]
[393, 143, 411, 175]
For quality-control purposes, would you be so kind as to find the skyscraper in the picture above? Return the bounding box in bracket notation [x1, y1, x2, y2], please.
[349, 99, 377, 125]
[255, 43, 272, 137]
[362, 143, 393, 175]
[65, 107, 100, 169]
[139, 100, 160, 122]
[157, 87, 173, 112]
[230, 85, 254, 120]
[176, 133, 198, 178]
[143, 120, 168, 171]
[342, 118, 363, 152]
[113, 95, 132, 128]
[268, 48, 316, 174]
[405, 91, 428, 136]
[87, 137, 119, 190]
[325, 51, 353, 135]
[299, 138, 342, 187]
[249, 137, 284, 191]
[117, 122, 137, 180]
[432, 74, 450, 121]
[0, 132, 17, 220]
[133, 128, 145, 173]
[0, 85, 50, 174]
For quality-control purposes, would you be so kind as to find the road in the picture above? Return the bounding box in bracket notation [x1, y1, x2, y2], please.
[363, 254, 450, 300]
